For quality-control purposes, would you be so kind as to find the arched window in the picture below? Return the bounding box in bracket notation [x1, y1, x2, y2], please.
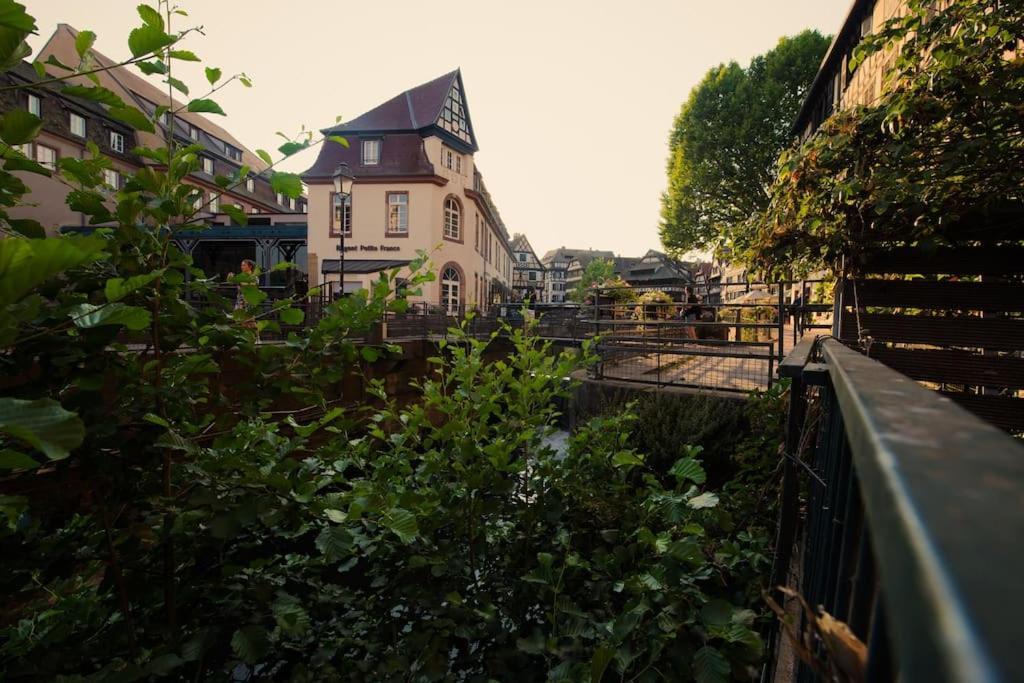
[441, 265, 461, 315]
[443, 196, 461, 240]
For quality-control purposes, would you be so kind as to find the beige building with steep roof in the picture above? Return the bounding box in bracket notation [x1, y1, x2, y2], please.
[302, 70, 514, 313]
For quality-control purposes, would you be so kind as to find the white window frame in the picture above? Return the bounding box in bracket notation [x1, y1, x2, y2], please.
[289, 197, 296, 210]
[387, 192, 408, 234]
[103, 168, 119, 189]
[361, 139, 381, 165]
[35, 144, 56, 170]
[188, 124, 198, 140]
[443, 197, 461, 240]
[109, 131, 125, 153]
[245, 177, 255, 193]
[333, 193, 352, 236]
[208, 194, 219, 213]
[276, 192, 286, 206]
[27, 93, 40, 116]
[201, 157, 214, 175]
[250, 206, 259, 214]
[70, 112, 86, 137]
[441, 266, 461, 315]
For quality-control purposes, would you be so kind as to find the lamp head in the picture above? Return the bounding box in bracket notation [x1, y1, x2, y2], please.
[332, 163, 354, 196]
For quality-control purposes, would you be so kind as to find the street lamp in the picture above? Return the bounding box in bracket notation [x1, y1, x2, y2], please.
[331, 163, 355, 298]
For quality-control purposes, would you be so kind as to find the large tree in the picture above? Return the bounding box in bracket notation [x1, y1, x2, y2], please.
[659, 30, 830, 256]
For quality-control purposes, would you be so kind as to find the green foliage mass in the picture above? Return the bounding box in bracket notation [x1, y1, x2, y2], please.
[0, 2, 782, 680]
[749, 0, 1024, 277]
[659, 30, 830, 256]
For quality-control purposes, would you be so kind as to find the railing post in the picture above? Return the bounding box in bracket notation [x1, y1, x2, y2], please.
[778, 285, 785, 362]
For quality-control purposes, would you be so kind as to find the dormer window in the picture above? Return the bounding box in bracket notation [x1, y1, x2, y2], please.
[188, 124, 198, 140]
[225, 144, 242, 162]
[276, 192, 286, 206]
[361, 139, 381, 165]
[245, 177, 255, 193]
[202, 157, 214, 174]
[70, 113, 86, 137]
[109, 131, 125, 153]
[27, 93, 40, 116]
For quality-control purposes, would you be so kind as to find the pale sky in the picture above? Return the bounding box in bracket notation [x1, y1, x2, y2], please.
[27, 1, 849, 259]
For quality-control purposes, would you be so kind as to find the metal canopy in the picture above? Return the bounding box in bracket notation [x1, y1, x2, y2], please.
[320, 259, 410, 274]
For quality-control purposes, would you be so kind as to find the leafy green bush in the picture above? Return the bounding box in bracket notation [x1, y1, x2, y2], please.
[0, 2, 778, 680]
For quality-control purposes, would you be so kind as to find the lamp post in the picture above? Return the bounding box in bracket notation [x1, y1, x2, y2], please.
[331, 163, 355, 299]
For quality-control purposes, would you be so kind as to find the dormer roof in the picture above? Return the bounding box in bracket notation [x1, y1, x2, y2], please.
[323, 69, 478, 152]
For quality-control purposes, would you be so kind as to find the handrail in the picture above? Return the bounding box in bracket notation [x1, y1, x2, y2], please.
[818, 339, 1024, 682]
[778, 336, 817, 378]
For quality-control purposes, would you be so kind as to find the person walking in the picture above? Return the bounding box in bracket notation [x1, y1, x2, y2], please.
[681, 286, 701, 339]
[230, 259, 259, 340]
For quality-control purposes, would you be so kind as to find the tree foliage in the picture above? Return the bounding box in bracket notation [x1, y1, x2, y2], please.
[748, 0, 1024, 277]
[659, 30, 830, 255]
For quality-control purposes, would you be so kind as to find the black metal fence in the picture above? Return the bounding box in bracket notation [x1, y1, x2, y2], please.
[768, 337, 1024, 682]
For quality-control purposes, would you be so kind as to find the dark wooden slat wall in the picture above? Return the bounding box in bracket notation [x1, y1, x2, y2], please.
[858, 247, 1024, 275]
[866, 347, 1024, 390]
[842, 242, 1024, 434]
[840, 312, 1024, 351]
[842, 280, 1024, 312]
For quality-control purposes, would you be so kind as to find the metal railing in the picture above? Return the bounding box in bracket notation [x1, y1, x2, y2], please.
[769, 337, 1024, 682]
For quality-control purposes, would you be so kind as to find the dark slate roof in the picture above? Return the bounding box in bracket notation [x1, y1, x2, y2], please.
[302, 132, 435, 181]
[320, 259, 410, 274]
[617, 250, 693, 284]
[542, 247, 615, 264]
[325, 70, 457, 134]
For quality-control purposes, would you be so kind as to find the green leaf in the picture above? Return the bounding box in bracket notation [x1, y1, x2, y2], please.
[108, 105, 155, 133]
[104, 271, 161, 302]
[137, 4, 164, 29]
[5, 219, 44, 238]
[693, 646, 730, 683]
[0, 235, 108, 306]
[315, 525, 352, 561]
[230, 625, 269, 664]
[269, 172, 302, 198]
[168, 49, 199, 61]
[146, 653, 184, 676]
[0, 2, 37, 32]
[241, 285, 267, 307]
[700, 599, 733, 627]
[328, 135, 350, 148]
[611, 451, 644, 469]
[324, 509, 347, 523]
[255, 149, 273, 167]
[74, 29, 96, 58]
[688, 491, 720, 510]
[272, 593, 311, 637]
[669, 457, 706, 484]
[166, 76, 189, 96]
[382, 508, 418, 544]
[360, 346, 379, 363]
[0, 449, 38, 471]
[31, 60, 45, 78]
[60, 84, 125, 107]
[277, 141, 306, 156]
[69, 302, 151, 331]
[0, 397, 85, 461]
[204, 66, 221, 85]
[279, 307, 304, 325]
[0, 109, 41, 145]
[590, 645, 615, 682]
[127, 23, 174, 58]
[221, 203, 248, 226]
[186, 98, 225, 116]
[136, 59, 167, 76]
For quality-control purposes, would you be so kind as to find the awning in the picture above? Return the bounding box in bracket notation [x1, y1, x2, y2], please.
[320, 259, 410, 274]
